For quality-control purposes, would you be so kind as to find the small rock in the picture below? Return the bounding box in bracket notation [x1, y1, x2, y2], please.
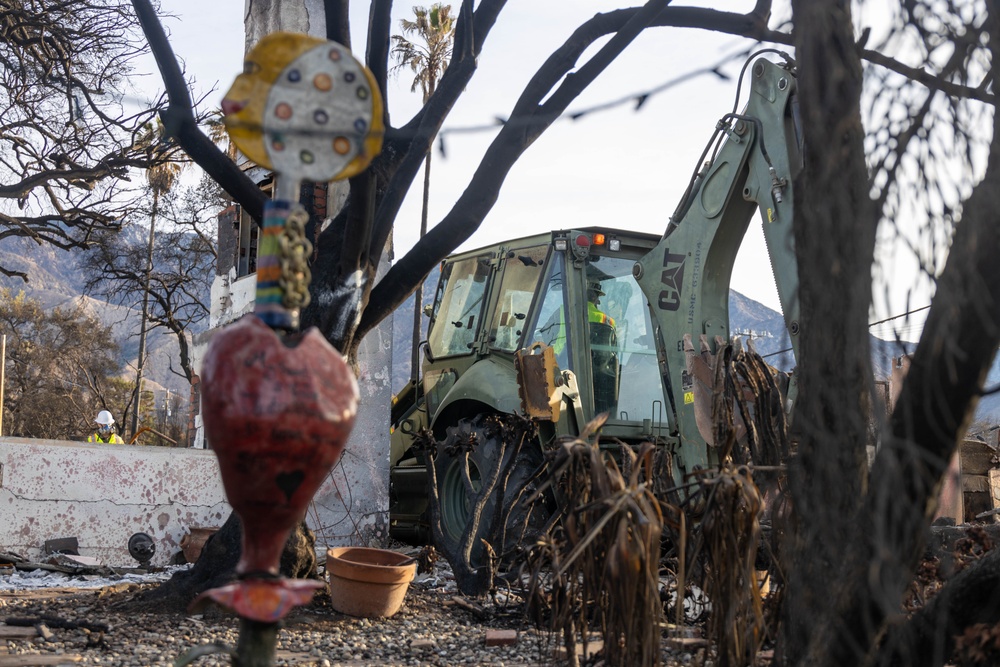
[36, 622, 54, 642]
[667, 637, 709, 650]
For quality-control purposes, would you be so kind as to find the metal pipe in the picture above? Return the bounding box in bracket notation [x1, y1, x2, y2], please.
[128, 425, 178, 446]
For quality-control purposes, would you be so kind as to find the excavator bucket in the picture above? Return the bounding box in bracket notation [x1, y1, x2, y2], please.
[684, 334, 791, 466]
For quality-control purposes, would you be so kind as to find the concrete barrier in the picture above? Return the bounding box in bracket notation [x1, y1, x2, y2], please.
[0, 438, 229, 567]
[0, 428, 392, 569]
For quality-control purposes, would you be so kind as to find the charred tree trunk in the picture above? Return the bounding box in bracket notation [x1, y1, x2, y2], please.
[855, 51, 1000, 665]
[130, 514, 317, 613]
[780, 1, 877, 663]
[782, 4, 1000, 666]
[877, 547, 1000, 667]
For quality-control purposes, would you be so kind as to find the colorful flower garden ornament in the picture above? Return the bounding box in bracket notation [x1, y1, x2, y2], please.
[221, 30, 384, 186]
[220, 30, 384, 331]
[194, 32, 382, 635]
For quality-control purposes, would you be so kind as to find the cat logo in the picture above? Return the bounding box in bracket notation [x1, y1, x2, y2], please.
[659, 248, 686, 311]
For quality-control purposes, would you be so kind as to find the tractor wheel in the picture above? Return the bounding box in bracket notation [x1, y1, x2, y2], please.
[431, 413, 548, 593]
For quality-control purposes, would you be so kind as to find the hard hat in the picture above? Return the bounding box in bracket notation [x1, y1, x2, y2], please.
[587, 280, 605, 297]
[95, 410, 115, 426]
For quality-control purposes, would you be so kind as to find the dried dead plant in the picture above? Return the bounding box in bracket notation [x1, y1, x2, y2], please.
[525, 420, 664, 667]
[699, 337, 782, 666]
[700, 464, 766, 667]
[669, 336, 787, 664]
[523, 338, 786, 667]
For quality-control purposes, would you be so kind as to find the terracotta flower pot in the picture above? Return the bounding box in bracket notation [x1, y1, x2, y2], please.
[326, 547, 417, 618]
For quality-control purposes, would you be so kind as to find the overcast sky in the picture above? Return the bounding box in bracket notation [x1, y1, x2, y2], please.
[135, 1, 936, 338]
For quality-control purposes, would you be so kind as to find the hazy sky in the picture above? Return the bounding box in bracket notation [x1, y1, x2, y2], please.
[131, 1, 795, 311]
[136, 1, 937, 338]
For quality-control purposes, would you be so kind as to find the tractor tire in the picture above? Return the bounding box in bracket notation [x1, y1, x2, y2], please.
[431, 413, 548, 590]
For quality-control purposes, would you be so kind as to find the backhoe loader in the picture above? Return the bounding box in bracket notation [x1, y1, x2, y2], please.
[389, 54, 802, 586]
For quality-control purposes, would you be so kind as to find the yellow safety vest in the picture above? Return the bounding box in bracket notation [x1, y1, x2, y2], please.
[588, 302, 615, 328]
[88, 433, 124, 444]
[549, 303, 615, 357]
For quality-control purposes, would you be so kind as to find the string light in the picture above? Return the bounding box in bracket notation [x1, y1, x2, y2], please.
[760, 304, 932, 360]
[117, 52, 746, 155]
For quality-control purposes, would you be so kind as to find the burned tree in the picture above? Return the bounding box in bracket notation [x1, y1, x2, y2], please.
[0, 0, 183, 280]
[82, 173, 220, 385]
[780, 2, 1000, 665]
[0, 289, 128, 440]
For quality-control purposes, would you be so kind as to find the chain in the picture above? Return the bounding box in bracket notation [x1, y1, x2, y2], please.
[278, 205, 313, 310]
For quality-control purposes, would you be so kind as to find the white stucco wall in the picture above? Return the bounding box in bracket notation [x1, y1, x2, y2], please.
[307, 313, 393, 549]
[245, 0, 327, 52]
[0, 438, 229, 567]
[196, 256, 393, 553]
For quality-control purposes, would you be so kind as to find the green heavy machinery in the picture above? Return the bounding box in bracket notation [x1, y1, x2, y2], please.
[389, 55, 803, 587]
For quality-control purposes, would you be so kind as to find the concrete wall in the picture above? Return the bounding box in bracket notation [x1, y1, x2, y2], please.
[245, 0, 328, 52]
[0, 403, 394, 568]
[310, 315, 393, 548]
[0, 438, 229, 567]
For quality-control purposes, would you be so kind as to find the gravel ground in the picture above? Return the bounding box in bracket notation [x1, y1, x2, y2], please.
[0, 559, 713, 667]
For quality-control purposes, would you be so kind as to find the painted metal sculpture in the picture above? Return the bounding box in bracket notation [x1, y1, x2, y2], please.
[183, 31, 382, 667]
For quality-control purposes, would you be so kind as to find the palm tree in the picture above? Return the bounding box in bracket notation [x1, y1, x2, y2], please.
[131, 125, 186, 440]
[206, 110, 238, 162]
[391, 4, 455, 386]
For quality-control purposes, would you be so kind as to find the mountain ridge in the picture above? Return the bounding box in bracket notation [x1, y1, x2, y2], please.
[0, 234, 196, 402]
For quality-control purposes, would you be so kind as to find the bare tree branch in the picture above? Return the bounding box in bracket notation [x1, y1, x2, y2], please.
[359, 0, 761, 339]
[130, 0, 267, 223]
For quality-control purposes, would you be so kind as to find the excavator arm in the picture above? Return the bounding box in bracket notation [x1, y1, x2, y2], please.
[634, 56, 803, 473]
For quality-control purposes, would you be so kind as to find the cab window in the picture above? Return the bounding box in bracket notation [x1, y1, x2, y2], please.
[585, 254, 662, 423]
[488, 246, 548, 353]
[427, 254, 491, 358]
[525, 251, 570, 370]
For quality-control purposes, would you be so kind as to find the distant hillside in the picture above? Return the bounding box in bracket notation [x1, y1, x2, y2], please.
[0, 233, 201, 403]
[727, 290, 915, 380]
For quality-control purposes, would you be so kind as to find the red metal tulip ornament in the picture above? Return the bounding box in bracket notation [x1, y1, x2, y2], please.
[191, 32, 383, 628]
[196, 315, 359, 621]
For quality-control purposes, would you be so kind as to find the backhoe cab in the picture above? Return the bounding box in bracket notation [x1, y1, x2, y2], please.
[389, 56, 802, 583]
[389, 229, 666, 538]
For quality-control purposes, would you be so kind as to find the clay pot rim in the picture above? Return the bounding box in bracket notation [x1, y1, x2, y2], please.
[326, 547, 416, 586]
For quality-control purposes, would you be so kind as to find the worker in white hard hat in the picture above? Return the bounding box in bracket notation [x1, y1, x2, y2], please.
[88, 410, 124, 444]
